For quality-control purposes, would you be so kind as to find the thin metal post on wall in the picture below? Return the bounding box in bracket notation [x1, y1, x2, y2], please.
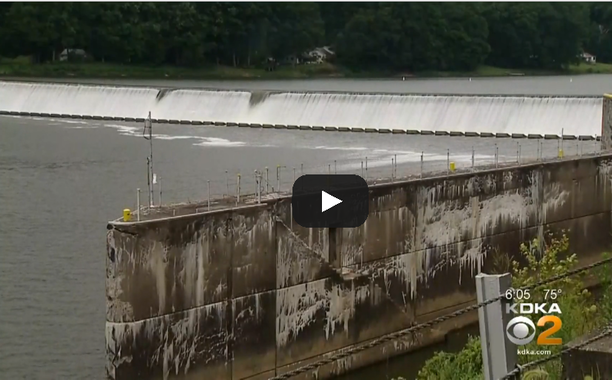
[446, 149, 450, 175]
[495, 144, 499, 168]
[365, 157, 368, 180]
[256, 172, 261, 204]
[225, 170, 229, 197]
[334, 160, 337, 174]
[207, 180, 211, 211]
[300, 163, 304, 175]
[136, 188, 141, 221]
[142, 112, 154, 207]
[471, 146, 475, 170]
[394, 154, 397, 178]
[516, 142, 520, 164]
[539, 140, 543, 161]
[265, 167, 269, 193]
[391, 157, 395, 181]
[158, 176, 162, 206]
[476, 273, 516, 380]
[420, 152, 424, 178]
[236, 174, 241, 205]
[361, 161, 364, 177]
[560, 128, 565, 158]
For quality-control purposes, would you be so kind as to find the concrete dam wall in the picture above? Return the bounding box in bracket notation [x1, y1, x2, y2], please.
[106, 154, 612, 380]
[0, 80, 603, 136]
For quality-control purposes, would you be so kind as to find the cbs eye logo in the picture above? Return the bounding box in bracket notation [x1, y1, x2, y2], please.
[505, 316, 562, 345]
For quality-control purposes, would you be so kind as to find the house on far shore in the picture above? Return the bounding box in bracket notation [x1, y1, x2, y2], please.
[581, 52, 596, 64]
[59, 48, 87, 62]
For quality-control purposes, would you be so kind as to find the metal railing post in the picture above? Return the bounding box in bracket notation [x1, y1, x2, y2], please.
[207, 180, 211, 211]
[136, 188, 141, 221]
[476, 273, 516, 380]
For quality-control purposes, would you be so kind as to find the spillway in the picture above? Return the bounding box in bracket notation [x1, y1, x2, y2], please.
[0, 81, 603, 136]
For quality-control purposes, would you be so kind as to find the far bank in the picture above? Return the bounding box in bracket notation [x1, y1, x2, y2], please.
[1, 59, 612, 81]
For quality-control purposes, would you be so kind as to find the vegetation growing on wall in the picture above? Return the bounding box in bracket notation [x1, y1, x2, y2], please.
[413, 234, 612, 380]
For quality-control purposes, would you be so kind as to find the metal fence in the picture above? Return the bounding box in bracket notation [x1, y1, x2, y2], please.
[131, 138, 603, 221]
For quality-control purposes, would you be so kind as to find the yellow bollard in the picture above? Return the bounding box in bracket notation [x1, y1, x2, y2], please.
[123, 208, 132, 222]
[558, 149, 564, 158]
[450, 162, 456, 172]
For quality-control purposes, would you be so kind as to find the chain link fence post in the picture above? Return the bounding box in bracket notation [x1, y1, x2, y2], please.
[476, 273, 516, 380]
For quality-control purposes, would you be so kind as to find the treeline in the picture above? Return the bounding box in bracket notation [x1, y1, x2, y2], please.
[1, 2, 612, 72]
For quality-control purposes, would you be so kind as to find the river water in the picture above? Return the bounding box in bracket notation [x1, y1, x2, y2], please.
[0, 76, 607, 380]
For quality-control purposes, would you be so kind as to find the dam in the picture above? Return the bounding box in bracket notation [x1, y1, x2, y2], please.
[101, 92, 612, 380]
[0, 80, 604, 137]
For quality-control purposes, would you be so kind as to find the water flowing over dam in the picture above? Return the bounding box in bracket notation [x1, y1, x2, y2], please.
[0, 81, 603, 136]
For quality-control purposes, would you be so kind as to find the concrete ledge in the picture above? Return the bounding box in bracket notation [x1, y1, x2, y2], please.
[262, 124, 274, 129]
[49, 113, 61, 118]
[214, 121, 227, 126]
[190, 120, 204, 125]
[406, 130, 420, 135]
[249, 123, 262, 128]
[434, 131, 449, 136]
[579, 135, 595, 141]
[378, 128, 391, 133]
[274, 124, 287, 129]
[168, 119, 180, 125]
[364, 128, 378, 133]
[287, 125, 299, 130]
[83, 115, 93, 120]
[312, 126, 324, 131]
[464, 131, 480, 137]
[338, 127, 351, 132]
[544, 134, 559, 139]
[480, 132, 494, 138]
[324, 126, 338, 131]
[528, 134, 543, 139]
[511, 133, 526, 139]
[274, 307, 478, 380]
[450, 131, 464, 137]
[351, 127, 365, 132]
[561, 328, 612, 380]
[202, 121, 214, 126]
[420, 130, 434, 135]
[392, 129, 406, 134]
[495, 132, 510, 138]
[135, 117, 145, 123]
[299, 125, 312, 130]
[562, 135, 577, 140]
[227, 122, 238, 127]
[238, 123, 250, 127]
[179, 120, 191, 125]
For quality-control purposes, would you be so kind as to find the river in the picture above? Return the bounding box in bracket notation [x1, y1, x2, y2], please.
[0, 75, 606, 380]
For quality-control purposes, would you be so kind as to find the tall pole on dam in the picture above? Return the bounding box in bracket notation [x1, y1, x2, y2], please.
[143, 111, 154, 207]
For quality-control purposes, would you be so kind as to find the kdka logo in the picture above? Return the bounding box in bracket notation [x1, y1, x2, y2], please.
[505, 303, 562, 346]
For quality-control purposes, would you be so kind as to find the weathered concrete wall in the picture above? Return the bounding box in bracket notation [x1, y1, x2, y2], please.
[106, 154, 612, 380]
[602, 94, 612, 151]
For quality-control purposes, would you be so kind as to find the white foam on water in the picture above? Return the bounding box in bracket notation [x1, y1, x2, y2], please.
[193, 137, 246, 147]
[312, 146, 369, 151]
[153, 135, 203, 140]
[103, 124, 140, 136]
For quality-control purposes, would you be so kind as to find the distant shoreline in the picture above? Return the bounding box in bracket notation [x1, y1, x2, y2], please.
[1, 60, 611, 81]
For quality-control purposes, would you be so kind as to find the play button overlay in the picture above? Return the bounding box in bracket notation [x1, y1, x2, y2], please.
[321, 191, 342, 212]
[292, 174, 369, 228]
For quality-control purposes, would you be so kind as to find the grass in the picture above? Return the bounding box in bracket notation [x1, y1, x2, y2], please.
[2, 56, 612, 80]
